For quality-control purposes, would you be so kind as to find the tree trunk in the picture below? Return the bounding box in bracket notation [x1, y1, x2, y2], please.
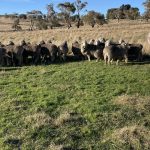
[91, 24, 94, 28]
[76, 19, 80, 28]
[67, 23, 72, 29]
[77, 12, 80, 28]
[30, 19, 34, 31]
[117, 18, 120, 23]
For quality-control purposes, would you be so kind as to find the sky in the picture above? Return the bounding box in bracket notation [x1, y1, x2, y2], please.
[0, 0, 145, 15]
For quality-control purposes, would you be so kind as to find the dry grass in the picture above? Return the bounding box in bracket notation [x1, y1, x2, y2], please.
[0, 17, 150, 54]
[114, 95, 150, 110]
[103, 94, 150, 149]
[54, 111, 71, 126]
[24, 112, 53, 128]
[0, 17, 29, 31]
[25, 111, 71, 128]
[104, 126, 150, 149]
[47, 143, 63, 150]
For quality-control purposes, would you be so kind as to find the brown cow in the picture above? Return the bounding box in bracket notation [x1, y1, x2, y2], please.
[103, 42, 129, 65]
[81, 40, 104, 62]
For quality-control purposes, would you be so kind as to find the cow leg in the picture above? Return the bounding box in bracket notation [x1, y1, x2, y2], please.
[62, 54, 67, 61]
[104, 55, 107, 65]
[138, 53, 142, 62]
[1, 57, 5, 66]
[108, 56, 111, 65]
[124, 55, 128, 64]
[18, 56, 23, 67]
[51, 55, 55, 62]
[34, 55, 40, 65]
[96, 58, 99, 62]
[87, 55, 91, 61]
[96, 57, 100, 62]
[6, 57, 10, 66]
[116, 60, 119, 65]
[110, 59, 113, 65]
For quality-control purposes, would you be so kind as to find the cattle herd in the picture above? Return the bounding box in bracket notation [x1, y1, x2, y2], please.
[0, 37, 144, 67]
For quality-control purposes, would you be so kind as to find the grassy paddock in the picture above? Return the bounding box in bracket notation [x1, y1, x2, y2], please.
[0, 18, 150, 55]
[0, 61, 150, 149]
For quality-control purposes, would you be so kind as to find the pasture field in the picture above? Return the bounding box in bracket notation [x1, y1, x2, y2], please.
[0, 17, 150, 55]
[0, 61, 150, 149]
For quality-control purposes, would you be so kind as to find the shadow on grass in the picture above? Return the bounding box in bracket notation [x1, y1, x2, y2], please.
[127, 60, 150, 66]
[0, 67, 22, 71]
[1, 55, 150, 69]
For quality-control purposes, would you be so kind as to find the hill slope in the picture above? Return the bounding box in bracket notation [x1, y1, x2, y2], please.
[0, 18, 150, 55]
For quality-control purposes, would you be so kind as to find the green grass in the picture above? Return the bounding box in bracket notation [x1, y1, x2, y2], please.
[0, 61, 150, 150]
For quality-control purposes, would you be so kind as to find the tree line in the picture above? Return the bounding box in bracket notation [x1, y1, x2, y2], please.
[1, 0, 150, 31]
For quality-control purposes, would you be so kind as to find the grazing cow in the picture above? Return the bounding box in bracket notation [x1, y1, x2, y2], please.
[39, 40, 50, 63]
[3, 41, 25, 66]
[21, 40, 42, 65]
[71, 41, 85, 60]
[58, 41, 69, 61]
[0, 42, 5, 48]
[47, 43, 59, 62]
[81, 40, 104, 62]
[128, 44, 143, 61]
[118, 39, 125, 44]
[21, 40, 34, 65]
[118, 39, 143, 62]
[0, 42, 6, 66]
[4, 41, 15, 66]
[8, 41, 25, 66]
[13, 45, 25, 66]
[103, 42, 129, 65]
[40, 41, 59, 63]
[98, 37, 106, 43]
[89, 39, 95, 45]
[96, 40, 105, 59]
[0, 47, 8, 66]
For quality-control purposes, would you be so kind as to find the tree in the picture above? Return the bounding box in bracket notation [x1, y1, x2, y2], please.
[35, 19, 48, 30]
[143, 0, 150, 21]
[83, 11, 106, 28]
[106, 4, 140, 21]
[96, 13, 107, 25]
[47, 4, 55, 19]
[27, 15, 35, 31]
[127, 8, 140, 20]
[27, 10, 43, 19]
[143, 0, 150, 9]
[27, 10, 43, 31]
[57, 2, 76, 29]
[107, 8, 124, 22]
[19, 14, 27, 19]
[74, 0, 87, 28]
[113, 9, 123, 22]
[120, 4, 131, 11]
[46, 3, 61, 29]
[12, 18, 22, 31]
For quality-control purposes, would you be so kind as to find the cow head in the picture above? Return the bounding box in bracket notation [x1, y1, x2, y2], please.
[81, 41, 88, 53]
[105, 40, 111, 47]
[8, 41, 15, 46]
[89, 39, 95, 45]
[99, 37, 105, 43]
